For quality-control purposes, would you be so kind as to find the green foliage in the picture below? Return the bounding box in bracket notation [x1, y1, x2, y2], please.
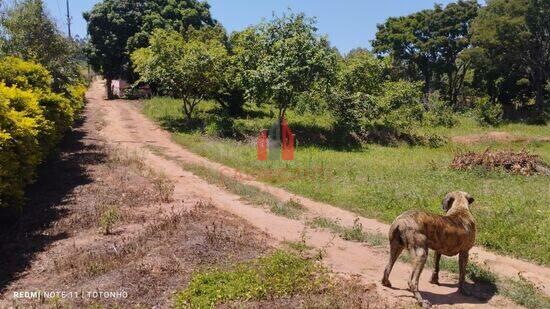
[366, 80, 425, 135]
[331, 77, 427, 144]
[132, 28, 229, 120]
[174, 250, 325, 308]
[245, 12, 338, 118]
[470, 0, 549, 118]
[423, 92, 459, 128]
[340, 49, 388, 95]
[84, 0, 215, 97]
[475, 96, 504, 126]
[0, 82, 43, 208]
[0, 57, 85, 209]
[330, 50, 452, 144]
[373, 0, 479, 104]
[0, 56, 52, 90]
[0, 0, 81, 92]
[99, 207, 119, 235]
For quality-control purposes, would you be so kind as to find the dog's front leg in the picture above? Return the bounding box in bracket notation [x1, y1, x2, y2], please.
[458, 251, 471, 295]
[430, 252, 441, 284]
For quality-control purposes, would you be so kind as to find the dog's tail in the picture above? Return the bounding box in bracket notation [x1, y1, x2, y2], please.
[388, 222, 404, 246]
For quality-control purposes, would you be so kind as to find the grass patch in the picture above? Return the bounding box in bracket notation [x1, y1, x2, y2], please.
[499, 278, 550, 309]
[142, 97, 550, 265]
[173, 250, 326, 308]
[398, 251, 549, 308]
[284, 240, 313, 253]
[270, 198, 305, 219]
[309, 217, 387, 246]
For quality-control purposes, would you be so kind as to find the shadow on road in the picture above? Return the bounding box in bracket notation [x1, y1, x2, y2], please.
[0, 114, 106, 292]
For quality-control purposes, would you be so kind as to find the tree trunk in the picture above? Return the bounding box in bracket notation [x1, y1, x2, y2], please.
[533, 69, 545, 114]
[448, 70, 455, 107]
[422, 72, 431, 108]
[105, 77, 114, 100]
[182, 99, 192, 121]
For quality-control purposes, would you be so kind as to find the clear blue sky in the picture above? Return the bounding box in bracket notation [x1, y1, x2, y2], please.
[45, 0, 466, 53]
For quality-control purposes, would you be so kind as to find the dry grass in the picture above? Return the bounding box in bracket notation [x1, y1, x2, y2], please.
[451, 149, 549, 176]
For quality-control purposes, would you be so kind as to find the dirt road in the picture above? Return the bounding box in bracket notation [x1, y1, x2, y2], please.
[91, 80, 549, 307]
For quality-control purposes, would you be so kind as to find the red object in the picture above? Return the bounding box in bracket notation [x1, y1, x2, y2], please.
[282, 119, 294, 161]
[257, 129, 268, 161]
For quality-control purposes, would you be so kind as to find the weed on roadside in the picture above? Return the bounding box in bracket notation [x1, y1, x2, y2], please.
[271, 199, 305, 219]
[99, 206, 119, 235]
[308, 217, 387, 246]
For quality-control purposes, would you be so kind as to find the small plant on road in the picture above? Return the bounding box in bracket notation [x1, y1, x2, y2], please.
[99, 207, 119, 235]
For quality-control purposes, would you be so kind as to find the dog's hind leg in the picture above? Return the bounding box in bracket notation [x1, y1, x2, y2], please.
[409, 246, 430, 308]
[429, 252, 441, 284]
[381, 240, 403, 287]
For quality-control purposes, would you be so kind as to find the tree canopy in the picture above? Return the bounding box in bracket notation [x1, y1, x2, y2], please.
[372, 0, 479, 106]
[84, 0, 216, 98]
[246, 12, 338, 119]
[132, 28, 228, 120]
[470, 0, 549, 118]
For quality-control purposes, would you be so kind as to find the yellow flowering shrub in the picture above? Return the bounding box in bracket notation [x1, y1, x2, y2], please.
[0, 57, 85, 209]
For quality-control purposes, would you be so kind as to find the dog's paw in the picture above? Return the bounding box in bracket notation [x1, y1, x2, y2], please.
[429, 275, 439, 285]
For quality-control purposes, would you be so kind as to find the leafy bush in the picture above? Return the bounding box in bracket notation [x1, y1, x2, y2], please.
[0, 83, 44, 208]
[0, 56, 52, 91]
[424, 92, 458, 128]
[475, 97, 503, 126]
[0, 57, 85, 209]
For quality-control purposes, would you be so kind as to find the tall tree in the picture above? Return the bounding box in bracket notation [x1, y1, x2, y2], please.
[525, 0, 549, 114]
[372, 1, 478, 106]
[246, 12, 338, 120]
[471, 0, 549, 118]
[132, 28, 228, 121]
[84, 0, 215, 99]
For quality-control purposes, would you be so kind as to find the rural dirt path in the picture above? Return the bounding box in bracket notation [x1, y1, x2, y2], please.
[90, 80, 549, 307]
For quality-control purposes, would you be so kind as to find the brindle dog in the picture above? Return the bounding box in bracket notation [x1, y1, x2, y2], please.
[381, 191, 476, 308]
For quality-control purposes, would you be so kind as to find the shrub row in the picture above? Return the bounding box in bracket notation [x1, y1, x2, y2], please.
[0, 56, 85, 209]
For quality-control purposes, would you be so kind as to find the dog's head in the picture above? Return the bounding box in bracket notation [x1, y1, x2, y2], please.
[441, 191, 474, 212]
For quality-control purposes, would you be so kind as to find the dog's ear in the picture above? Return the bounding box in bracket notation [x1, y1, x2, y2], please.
[441, 195, 455, 212]
[466, 194, 475, 205]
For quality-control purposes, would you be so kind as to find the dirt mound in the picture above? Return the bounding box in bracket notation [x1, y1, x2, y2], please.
[451, 149, 550, 176]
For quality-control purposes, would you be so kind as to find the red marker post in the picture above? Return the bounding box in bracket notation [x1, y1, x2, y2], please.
[257, 129, 268, 161]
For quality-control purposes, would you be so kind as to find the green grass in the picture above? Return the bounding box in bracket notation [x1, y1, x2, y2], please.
[421, 114, 550, 139]
[400, 252, 549, 308]
[142, 97, 550, 266]
[499, 278, 550, 309]
[173, 250, 326, 308]
[308, 217, 387, 246]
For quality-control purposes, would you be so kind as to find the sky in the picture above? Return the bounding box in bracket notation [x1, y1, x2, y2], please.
[44, 0, 464, 53]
